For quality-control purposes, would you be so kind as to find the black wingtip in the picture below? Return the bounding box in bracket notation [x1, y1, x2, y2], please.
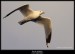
[46, 43, 49, 48]
[3, 17, 6, 19]
[46, 32, 52, 43]
[47, 45, 48, 48]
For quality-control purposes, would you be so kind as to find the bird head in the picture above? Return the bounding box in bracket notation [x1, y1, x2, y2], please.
[39, 11, 45, 15]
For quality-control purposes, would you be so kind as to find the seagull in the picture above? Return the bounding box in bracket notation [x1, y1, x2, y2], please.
[3, 4, 52, 47]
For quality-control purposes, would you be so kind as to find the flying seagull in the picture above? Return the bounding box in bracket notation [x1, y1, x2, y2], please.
[3, 4, 52, 47]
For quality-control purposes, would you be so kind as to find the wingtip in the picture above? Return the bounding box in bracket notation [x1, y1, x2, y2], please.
[46, 45, 49, 48]
[46, 43, 49, 48]
[3, 15, 7, 19]
[47, 46, 48, 48]
[3, 17, 6, 19]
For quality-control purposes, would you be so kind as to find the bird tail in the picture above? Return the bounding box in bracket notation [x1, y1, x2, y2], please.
[18, 19, 30, 25]
[3, 8, 20, 19]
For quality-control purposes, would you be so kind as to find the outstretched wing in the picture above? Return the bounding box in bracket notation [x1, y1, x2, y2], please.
[19, 4, 33, 17]
[32, 16, 52, 44]
[3, 4, 33, 18]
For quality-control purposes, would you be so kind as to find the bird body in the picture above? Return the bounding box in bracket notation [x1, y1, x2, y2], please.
[3, 4, 52, 48]
[26, 11, 44, 20]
